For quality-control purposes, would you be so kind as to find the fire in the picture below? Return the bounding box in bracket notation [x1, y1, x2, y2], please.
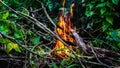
[70, 3, 75, 17]
[53, 0, 75, 58]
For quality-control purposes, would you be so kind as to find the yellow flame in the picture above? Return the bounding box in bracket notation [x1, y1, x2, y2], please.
[62, 0, 66, 7]
[70, 3, 75, 17]
[53, 0, 75, 58]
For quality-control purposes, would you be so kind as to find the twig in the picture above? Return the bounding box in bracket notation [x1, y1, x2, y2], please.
[0, 32, 47, 58]
[70, 29, 116, 67]
[82, 60, 114, 67]
[31, 8, 43, 12]
[41, 2, 57, 28]
[0, 58, 24, 62]
[89, 42, 111, 68]
[0, 0, 77, 57]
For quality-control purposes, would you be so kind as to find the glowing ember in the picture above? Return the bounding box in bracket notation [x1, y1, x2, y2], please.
[53, 0, 75, 58]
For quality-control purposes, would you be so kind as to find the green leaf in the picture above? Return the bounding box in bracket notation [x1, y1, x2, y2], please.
[111, 31, 120, 42]
[46, 0, 53, 12]
[0, 26, 10, 35]
[48, 4, 53, 12]
[85, 8, 90, 17]
[6, 42, 21, 53]
[67, 64, 79, 68]
[88, 3, 94, 10]
[68, 53, 76, 58]
[31, 37, 40, 45]
[13, 0, 22, 6]
[2, 11, 9, 19]
[106, 1, 115, 10]
[106, 16, 113, 24]
[100, 8, 106, 15]
[118, 30, 120, 38]
[22, 8, 29, 15]
[13, 43, 21, 52]
[6, 43, 13, 53]
[11, 14, 18, 18]
[96, 3, 106, 8]
[117, 43, 120, 48]
[52, 62, 58, 68]
[112, 0, 119, 5]
[14, 30, 24, 38]
[0, 38, 11, 44]
[102, 22, 110, 32]
[85, 8, 93, 17]
[38, 47, 45, 53]
[61, 59, 67, 65]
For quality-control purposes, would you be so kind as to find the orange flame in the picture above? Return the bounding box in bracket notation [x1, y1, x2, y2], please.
[53, 0, 75, 58]
[70, 3, 75, 17]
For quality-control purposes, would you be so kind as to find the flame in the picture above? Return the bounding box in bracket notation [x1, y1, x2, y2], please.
[70, 3, 75, 17]
[53, 0, 75, 58]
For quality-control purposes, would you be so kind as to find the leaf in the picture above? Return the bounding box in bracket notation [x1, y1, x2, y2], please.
[6, 42, 21, 53]
[11, 14, 18, 18]
[31, 37, 40, 45]
[102, 22, 110, 32]
[46, 0, 53, 12]
[13, 43, 21, 52]
[112, 0, 119, 5]
[106, 16, 113, 24]
[85, 8, 90, 17]
[88, 3, 94, 10]
[107, 30, 120, 42]
[14, 30, 24, 39]
[68, 53, 76, 58]
[67, 64, 79, 68]
[0, 38, 11, 44]
[111, 31, 120, 42]
[117, 43, 120, 48]
[2, 11, 9, 19]
[61, 59, 67, 65]
[52, 62, 58, 68]
[22, 8, 29, 15]
[85, 8, 93, 17]
[0, 26, 10, 35]
[118, 30, 120, 38]
[6, 43, 13, 53]
[96, 3, 106, 8]
[106, 1, 115, 10]
[38, 47, 45, 53]
[13, 0, 22, 6]
[100, 8, 106, 15]
[48, 4, 53, 12]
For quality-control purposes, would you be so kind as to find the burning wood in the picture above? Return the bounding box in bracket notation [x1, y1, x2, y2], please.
[53, 0, 76, 58]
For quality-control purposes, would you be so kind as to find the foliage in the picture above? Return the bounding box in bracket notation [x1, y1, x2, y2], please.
[0, 38, 21, 53]
[0, 0, 120, 68]
[83, 0, 120, 50]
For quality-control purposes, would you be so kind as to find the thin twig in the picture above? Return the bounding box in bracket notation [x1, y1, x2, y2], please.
[89, 42, 111, 68]
[41, 3, 57, 28]
[0, 32, 47, 58]
[0, 0, 77, 57]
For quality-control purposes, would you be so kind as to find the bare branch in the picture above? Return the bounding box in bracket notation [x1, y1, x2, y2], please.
[70, 29, 87, 52]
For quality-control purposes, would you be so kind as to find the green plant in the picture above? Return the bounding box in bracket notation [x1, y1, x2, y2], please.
[83, 0, 120, 50]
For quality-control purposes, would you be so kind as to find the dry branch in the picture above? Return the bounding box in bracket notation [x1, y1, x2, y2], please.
[70, 29, 87, 53]
[70, 29, 120, 56]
